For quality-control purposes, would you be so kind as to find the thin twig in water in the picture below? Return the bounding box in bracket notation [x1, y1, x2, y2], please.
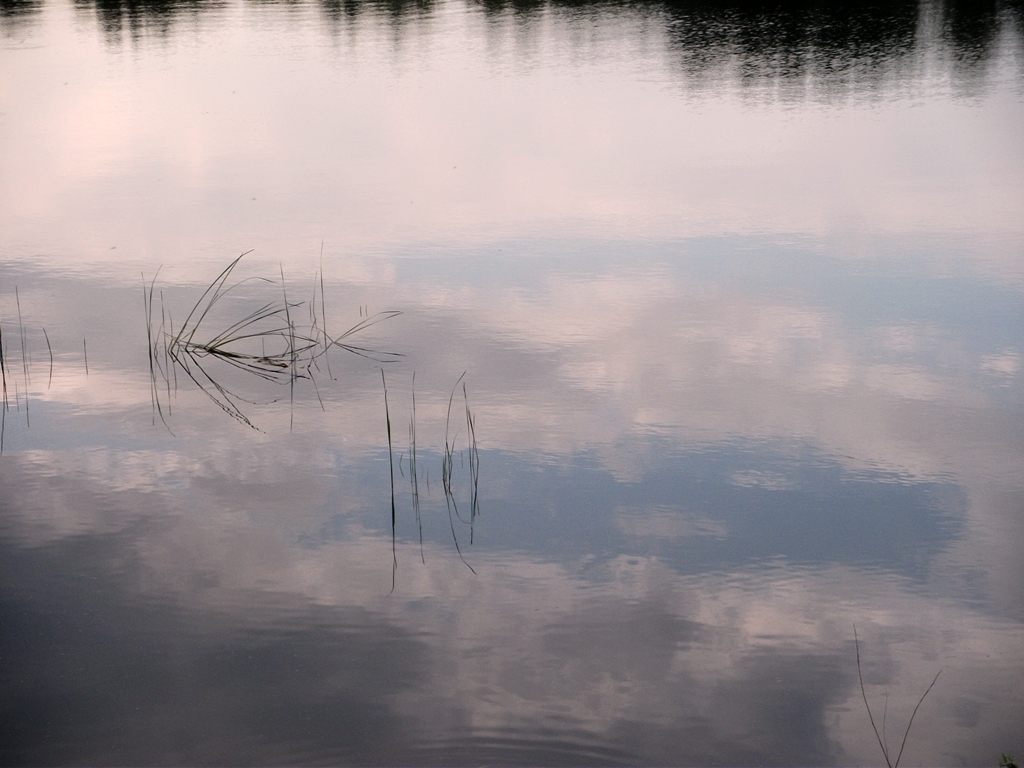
[83, 338, 88, 376]
[442, 372, 475, 574]
[281, 264, 296, 431]
[1, 309, 7, 408]
[464, 381, 480, 544]
[0, 309, 6, 453]
[143, 271, 172, 433]
[382, 369, 397, 592]
[854, 625, 941, 768]
[15, 287, 29, 426]
[410, 372, 424, 564]
[319, 243, 333, 381]
[43, 328, 53, 389]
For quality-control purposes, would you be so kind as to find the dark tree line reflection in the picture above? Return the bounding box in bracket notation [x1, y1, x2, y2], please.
[2, 0, 1022, 87]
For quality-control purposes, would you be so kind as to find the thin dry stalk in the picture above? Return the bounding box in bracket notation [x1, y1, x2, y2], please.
[464, 381, 479, 544]
[15, 287, 29, 426]
[442, 372, 475, 574]
[409, 372, 424, 564]
[382, 369, 397, 592]
[855, 625, 941, 768]
[0, 310, 6, 453]
[43, 328, 53, 389]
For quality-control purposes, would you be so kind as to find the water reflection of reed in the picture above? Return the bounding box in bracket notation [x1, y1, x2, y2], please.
[442, 372, 479, 573]
[144, 253, 400, 431]
[855, 626, 941, 768]
[0, 289, 59, 452]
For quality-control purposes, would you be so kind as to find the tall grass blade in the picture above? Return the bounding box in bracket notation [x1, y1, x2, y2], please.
[1, 309, 7, 411]
[442, 372, 475, 573]
[464, 382, 480, 544]
[410, 372, 424, 564]
[892, 670, 940, 768]
[0, 310, 6, 454]
[143, 271, 172, 433]
[855, 625, 941, 768]
[15, 287, 29, 427]
[382, 369, 397, 592]
[280, 264, 295, 431]
[855, 626, 891, 768]
[319, 243, 333, 381]
[43, 328, 53, 389]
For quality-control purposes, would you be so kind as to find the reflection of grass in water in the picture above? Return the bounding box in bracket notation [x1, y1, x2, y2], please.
[43, 328, 53, 389]
[15, 287, 29, 427]
[144, 252, 401, 430]
[409, 372, 424, 564]
[142, 255, 487, 580]
[0, 307, 7, 452]
[855, 625, 941, 768]
[465, 378, 479, 544]
[442, 372, 478, 574]
[0, 289, 49, 451]
[382, 368, 398, 592]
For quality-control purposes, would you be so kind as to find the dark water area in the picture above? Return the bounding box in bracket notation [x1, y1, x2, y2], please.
[6, 0, 1023, 92]
[2, 0, 1023, 764]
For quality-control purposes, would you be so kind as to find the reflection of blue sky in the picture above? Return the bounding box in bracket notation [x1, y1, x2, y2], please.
[392, 235, 1024, 353]
[306, 441, 966, 580]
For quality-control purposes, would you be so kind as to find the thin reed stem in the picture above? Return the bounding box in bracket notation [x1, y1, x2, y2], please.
[382, 369, 397, 592]
[15, 287, 29, 427]
[43, 328, 53, 389]
[855, 625, 941, 768]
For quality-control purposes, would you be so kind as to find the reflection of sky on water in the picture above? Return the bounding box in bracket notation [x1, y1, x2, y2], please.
[2, 230, 1022, 762]
[2, 446, 1022, 765]
[2, 0, 1023, 764]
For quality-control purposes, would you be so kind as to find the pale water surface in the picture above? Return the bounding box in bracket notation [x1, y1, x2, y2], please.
[1, 0, 1023, 764]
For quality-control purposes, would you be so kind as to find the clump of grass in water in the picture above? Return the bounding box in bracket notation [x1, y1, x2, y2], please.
[143, 251, 400, 431]
[0, 294, 58, 452]
[441, 372, 478, 574]
[855, 625, 941, 768]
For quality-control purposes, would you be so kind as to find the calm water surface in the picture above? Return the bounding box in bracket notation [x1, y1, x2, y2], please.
[1, 0, 1023, 764]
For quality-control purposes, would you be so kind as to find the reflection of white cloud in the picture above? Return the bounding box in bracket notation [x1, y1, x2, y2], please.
[3, 449, 1020, 765]
[982, 349, 1022, 377]
[616, 505, 728, 539]
[729, 470, 795, 490]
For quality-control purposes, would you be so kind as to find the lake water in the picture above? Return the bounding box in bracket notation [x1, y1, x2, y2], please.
[2, 0, 1023, 764]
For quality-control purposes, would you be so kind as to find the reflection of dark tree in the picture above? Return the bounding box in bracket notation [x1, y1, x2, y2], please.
[479, 0, 1023, 93]
[72, 0, 208, 43]
[323, 0, 435, 18]
[657, 0, 922, 95]
[944, 0, 1023, 83]
[0, 0, 42, 33]
[25, 0, 1024, 89]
